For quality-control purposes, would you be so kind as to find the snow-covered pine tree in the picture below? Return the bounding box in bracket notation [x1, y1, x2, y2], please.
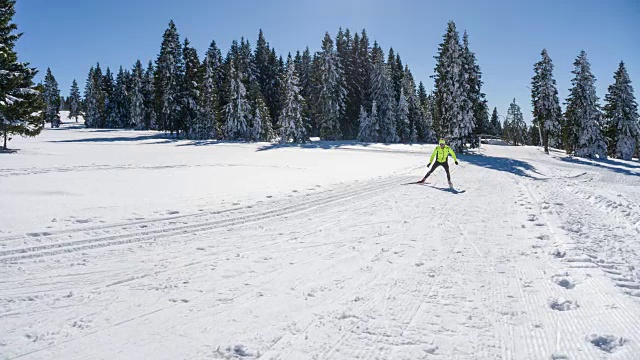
[250, 94, 274, 142]
[108, 66, 129, 128]
[68, 79, 81, 122]
[565, 51, 607, 159]
[505, 99, 527, 145]
[197, 40, 224, 139]
[336, 27, 355, 139]
[357, 30, 371, 113]
[396, 87, 410, 142]
[604, 61, 639, 160]
[317, 32, 345, 140]
[278, 58, 307, 143]
[254, 30, 280, 121]
[461, 31, 487, 148]
[369, 43, 397, 143]
[415, 81, 429, 141]
[402, 66, 420, 143]
[143, 61, 156, 129]
[489, 107, 502, 136]
[83, 67, 97, 127]
[130, 60, 145, 129]
[182, 38, 200, 138]
[154, 20, 184, 136]
[357, 101, 379, 142]
[224, 61, 250, 140]
[433, 21, 473, 151]
[0, 0, 42, 149]
[43, 68, 61, 128]
[531, 49, 562, 154]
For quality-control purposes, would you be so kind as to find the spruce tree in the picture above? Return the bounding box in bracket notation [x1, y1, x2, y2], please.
[198, 40, 224, 139]
[182, 38, 200, 137]
[69, 79, 81, 122]
[462, 31, 487, 148]
[357, 102, 379, 142]
[154, 20, 183, 136]
[130, 60, 145, 129]
[0, 0, 42, 149]
[490, 107, 502, 136]
[224, 61, 250, 140]
[531, 49, 562, 153]
[336, 27, 354, 138]
[254, 30, 279, 121]
[108, 66, 129, 128]
[83, 67, 98, 128]
[369, 43, 397, 143]
[278, 58, 307, 143]
[604, 61, 639, 160]
[565, 51, 607, 159]
[433, 21, 473, 151]
[143, 61, 156, 129]
[396, 87, 410, 142]
[43, 68, 61, 128]
[505, 99, 526, 145]
[317, 32, 345, 140]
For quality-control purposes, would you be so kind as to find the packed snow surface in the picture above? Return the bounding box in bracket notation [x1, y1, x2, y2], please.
[1, 119, 640, 359]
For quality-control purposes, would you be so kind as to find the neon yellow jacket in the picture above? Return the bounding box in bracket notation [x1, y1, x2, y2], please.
[429, 145, 458, 163]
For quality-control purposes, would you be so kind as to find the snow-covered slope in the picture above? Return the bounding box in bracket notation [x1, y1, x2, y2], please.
[1, 125, 639, 359]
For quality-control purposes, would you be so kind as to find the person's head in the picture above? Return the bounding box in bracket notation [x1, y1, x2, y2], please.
[439, 138, 446, 148]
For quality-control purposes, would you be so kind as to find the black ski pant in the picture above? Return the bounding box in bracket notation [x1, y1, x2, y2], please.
[425, 161, 450, 181]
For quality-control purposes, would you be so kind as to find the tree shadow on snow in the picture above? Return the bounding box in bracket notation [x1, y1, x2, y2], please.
[49, 133, 174, 143]
[0, 148, 19, 154]
[560, 157, 640, 177]
[458, 153, 546, 179]
[256, 141, 428, 157]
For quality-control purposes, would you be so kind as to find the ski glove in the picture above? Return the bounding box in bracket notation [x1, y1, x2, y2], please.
[455, 161, 459, 165]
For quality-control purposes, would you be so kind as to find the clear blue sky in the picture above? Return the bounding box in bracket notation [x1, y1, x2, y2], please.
[15, 0, 640, 123]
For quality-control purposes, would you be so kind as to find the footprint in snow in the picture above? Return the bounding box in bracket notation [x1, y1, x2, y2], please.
[587, 334, 626, 353]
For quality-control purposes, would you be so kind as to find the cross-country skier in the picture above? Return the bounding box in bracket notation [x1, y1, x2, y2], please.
[418, 138, 458, 187]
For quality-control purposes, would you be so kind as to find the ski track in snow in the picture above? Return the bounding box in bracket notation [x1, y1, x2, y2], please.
[1, 127, 640, 359]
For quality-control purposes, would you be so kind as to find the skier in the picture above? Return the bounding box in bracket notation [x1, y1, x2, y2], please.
[418, 138, 458, 187]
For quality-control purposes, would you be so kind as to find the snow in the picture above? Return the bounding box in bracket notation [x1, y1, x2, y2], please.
[1, 123, 640, 359]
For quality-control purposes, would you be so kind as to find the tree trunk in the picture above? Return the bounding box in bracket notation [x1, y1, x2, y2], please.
[3, 131, 7, 150]
[543, 131, 549, 154]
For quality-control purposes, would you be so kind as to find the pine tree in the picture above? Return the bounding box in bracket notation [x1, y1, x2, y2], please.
[433, 21, 473, 151]
[531, 49, 562, 154]
[108, 66, 129, 128]
[490, 107, 502, 136]
[197, 40, 224, 139]
[182, 38, 200, 137]
[565, 51, 607, 159]
[369, 43, 397, 143]
[505, 99, 526, 145]
[224, 61, 250, 140]
[43, 68, 61, 128]
[462, 31, 487, 148]
[278, 58, 307, 143]
[154, 20, 184, 136]
[604, 61, 639, 160]
[0, 0, 42, 149]
[358, 102, 379, 142]
[130, 60, 145, 129]
[317, 32, 345, 140]
[68, 79, 81, 122]
[83, 67, 97, 127]
[357, 30, 372, 112]
[336, 27, 354, 138]
[143, 61, 156, 129]
[250, 95, 274, 142]
[254, 30, 280, 121]
[396, 87, 410, 142]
